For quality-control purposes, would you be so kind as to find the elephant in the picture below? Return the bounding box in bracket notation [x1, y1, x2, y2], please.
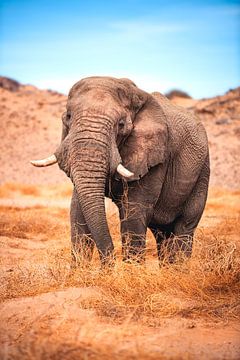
[31, 76, 210, 266]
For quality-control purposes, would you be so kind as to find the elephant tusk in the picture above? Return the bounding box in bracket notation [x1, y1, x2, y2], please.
[30, 154, 57, 167]
[117, 164, 134, 178]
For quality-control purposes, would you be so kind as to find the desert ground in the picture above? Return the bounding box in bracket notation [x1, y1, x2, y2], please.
[0, 77, 239, 359]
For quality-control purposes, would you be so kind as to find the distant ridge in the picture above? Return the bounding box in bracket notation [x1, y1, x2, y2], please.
[0, 76, 21, 92]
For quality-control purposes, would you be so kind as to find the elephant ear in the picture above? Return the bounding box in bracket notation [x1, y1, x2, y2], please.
[119, 94, 168, 181]
[61, 112, 69, 141]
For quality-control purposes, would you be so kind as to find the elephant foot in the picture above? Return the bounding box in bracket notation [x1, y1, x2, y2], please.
[99, 249, 116, 269]
[159, 235, 193, 265]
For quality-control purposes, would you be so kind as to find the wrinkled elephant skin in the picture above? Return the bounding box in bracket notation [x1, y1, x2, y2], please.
[31, 77, 210, 266]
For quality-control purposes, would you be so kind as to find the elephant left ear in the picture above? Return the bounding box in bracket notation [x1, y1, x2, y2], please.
[119, 96, 168, 181]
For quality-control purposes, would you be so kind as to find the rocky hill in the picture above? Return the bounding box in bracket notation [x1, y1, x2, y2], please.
[0, 77, 239, 188]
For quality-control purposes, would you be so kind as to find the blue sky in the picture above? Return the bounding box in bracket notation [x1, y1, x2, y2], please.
[1, 0, 239, 98]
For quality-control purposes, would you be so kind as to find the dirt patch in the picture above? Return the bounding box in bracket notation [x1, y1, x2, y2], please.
[1, 288, 239, 359]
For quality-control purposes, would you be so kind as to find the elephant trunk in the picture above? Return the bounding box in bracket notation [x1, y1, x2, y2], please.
[69, 119, 115, 264]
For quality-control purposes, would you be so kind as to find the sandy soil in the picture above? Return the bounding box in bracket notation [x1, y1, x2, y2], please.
[1, 288, 239, 360]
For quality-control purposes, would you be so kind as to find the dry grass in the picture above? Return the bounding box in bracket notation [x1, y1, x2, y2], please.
[1, 204, 239, 321]
[0, 183, 41, 197]
[0, 184, 240, 359]
[0, 182, 73, 199]
[0, 206, 68, 240]
[2, 234, 239, 320]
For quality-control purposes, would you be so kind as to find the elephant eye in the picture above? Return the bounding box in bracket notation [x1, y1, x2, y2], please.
[118, 119, 125, 128]
[62, 111, 71, 128]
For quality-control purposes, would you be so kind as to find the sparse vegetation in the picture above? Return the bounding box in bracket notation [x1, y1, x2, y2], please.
[0, 184, 239, 359]
[1, 207, 239, 318]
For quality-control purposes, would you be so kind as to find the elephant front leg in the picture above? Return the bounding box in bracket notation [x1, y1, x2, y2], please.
[70, 188, 94, 265]
[119, 208, 148, 263]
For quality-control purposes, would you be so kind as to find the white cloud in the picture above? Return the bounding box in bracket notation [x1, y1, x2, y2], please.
[103, 71, 176, 93]
[34, 72, 176, 95]
[34, 78, 73, 94]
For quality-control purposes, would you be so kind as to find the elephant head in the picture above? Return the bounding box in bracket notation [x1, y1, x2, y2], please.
[31, 77, 168, 264]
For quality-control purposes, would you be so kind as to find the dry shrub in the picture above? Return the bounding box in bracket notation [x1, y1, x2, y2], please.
[165, 89, 191, 99]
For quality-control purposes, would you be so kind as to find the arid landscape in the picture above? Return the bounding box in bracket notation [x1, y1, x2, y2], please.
[0, 77, 239, 359]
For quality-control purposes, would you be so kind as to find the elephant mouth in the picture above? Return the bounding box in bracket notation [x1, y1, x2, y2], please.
[30, 153, 134, 179]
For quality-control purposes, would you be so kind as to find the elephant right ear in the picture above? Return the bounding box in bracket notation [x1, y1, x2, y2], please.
[61, 112, 69, 142]
[119, 95, 168, 181]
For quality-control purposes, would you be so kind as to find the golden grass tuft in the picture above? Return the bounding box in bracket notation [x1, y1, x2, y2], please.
[0, 206, 68, 240]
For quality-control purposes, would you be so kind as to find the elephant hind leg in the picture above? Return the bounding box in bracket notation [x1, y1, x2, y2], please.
[170, 160, 209, 261]
[149, 221, 193, 264]
[161, 227, 194, 263]
[153, 159, 209, 264]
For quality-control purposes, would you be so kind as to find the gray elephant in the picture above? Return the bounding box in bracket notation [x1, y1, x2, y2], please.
[31, 76, 210, 266]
